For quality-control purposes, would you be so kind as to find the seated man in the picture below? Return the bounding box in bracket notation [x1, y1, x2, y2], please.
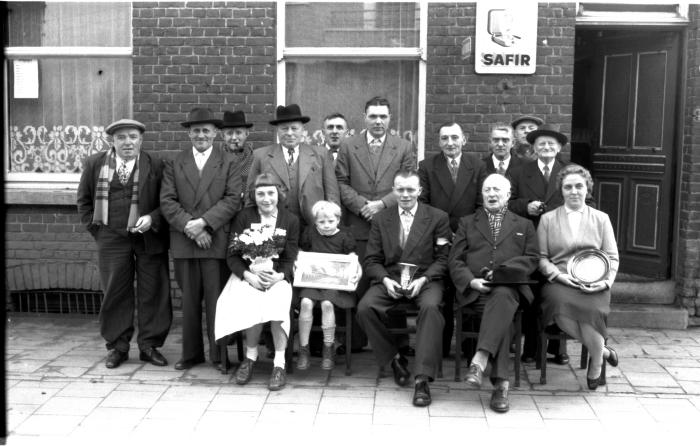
[357, 170, 451, 408]
[448, 174, 538, 413]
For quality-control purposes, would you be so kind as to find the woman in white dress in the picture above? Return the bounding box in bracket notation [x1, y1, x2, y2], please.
[215, 173, 299, 391]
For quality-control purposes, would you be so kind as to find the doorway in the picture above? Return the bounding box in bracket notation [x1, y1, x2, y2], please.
[572, 29, 681, 279]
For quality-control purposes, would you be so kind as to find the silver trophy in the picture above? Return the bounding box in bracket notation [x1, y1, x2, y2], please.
[397, 262, 419, 296]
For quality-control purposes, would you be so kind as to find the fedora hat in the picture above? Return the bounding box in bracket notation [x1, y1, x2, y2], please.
[526, 123, 568, 146]
[105, 118, 145, 136]
[269, 104, 310, 125]
[511, 115, 544, 129]
[219, 110, 254, 129]
[180, 108, 222, 128]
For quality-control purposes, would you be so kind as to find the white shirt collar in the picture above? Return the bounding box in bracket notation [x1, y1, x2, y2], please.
[492, 154, 510, 169]
[399, 202, 419, 216]
[192, 146, 212, 157]
[446, 152, 462, 165]
[565, 204, 586, 214]
[537, 159, 554, 173]
[366, 132, 386, 146]
[115, 155, 137, 168]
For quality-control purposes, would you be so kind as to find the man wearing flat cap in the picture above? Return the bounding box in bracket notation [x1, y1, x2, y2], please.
[219, 110, 255, 200]
[246, 104, 340, 229]
[511, 115, 544, 161]
[160, 107, 242, 371]
[78, 118, 172, 369]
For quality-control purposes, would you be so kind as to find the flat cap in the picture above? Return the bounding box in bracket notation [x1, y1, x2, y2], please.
[511, 115, 544, 129]
[105, 119, 146, 135]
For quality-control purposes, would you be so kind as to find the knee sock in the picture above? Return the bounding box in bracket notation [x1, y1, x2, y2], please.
[298, 298, 314, 347]
[471, 349, 489, 371]
[321, 301, 336, 345]
[273, 350, 286, 369]
[246, 346, 258, 361]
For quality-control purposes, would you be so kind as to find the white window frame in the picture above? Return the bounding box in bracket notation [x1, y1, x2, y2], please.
[276, 0, 428, 161]
[3, 10, 133, 190]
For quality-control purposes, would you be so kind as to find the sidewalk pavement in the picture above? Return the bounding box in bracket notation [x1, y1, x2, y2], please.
[6, 313, 700, 444]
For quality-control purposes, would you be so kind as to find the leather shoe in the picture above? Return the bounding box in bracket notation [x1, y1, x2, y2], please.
[105, 349, 128, 369]
[235, 358, 255, 385]
[268, 366, 287, 391]
[139, 347, 167, 367]
[390, 355, 411, 387]
[587, 375, 600, 390]
[464, 363, 483, 389]
[552, 353, 569, 365]
[605, 346, 619, 367]
[490, 384, 510, 413]
[520, 355, 536, 364]
[174, 357, 204, 370]
[412, 380, 432, 407]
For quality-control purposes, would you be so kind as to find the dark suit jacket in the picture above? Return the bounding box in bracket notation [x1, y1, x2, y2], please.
[160, 146, 242, 259]
[336, 133, 416, 241]
[227, 207, 300, 283]
[418, 151, 487, 233]
[77, 150, 168, 254]
[363, 203, 451, 286]
[482, 153, 524, 177]
[507, 159, 565, 227]
[448, 208, 538, 307]
[245, 143, 339, 225]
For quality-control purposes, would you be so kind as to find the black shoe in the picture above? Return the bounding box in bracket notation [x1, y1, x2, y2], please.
[520, 355, 536, 364]
[105, 349, 128, 369]
[412, 380, 432, 407]
[552, 353, 569, 365]
[268, 366, 287, 391]
[605, 346, 619, 367]
[214, 360, 230, 373]
[587, 376, 600, 390]
[464, 363, 483, 389]
[174, 357, 205, 370]
[139, 347, 167, 367]
[390, 355, 410, 387]
[490, 384, 510, 413]
[235, 358, 255, 385]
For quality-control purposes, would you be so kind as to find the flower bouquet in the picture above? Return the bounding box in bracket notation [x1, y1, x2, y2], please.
[228, 223, 287, 273]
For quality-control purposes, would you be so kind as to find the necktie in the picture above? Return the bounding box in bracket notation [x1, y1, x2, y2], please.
[400, 210, 412, 248]
[543, 164, 550, 182]
[287, 147, 295, 165]
[497, 161, 505, 175]
[450, 159, 458, 183]
[369, 139, 382, 155]
[117, 161, 129, 185]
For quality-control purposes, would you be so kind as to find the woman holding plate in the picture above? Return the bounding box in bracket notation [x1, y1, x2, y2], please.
[214, 173, 299, 391]
[538, 163, 619, 390]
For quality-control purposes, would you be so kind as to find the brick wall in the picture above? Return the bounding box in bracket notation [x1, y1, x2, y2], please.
[679, 4, 700, 325]
[425, 2, 575, 154]
[132, 1, 277, 155]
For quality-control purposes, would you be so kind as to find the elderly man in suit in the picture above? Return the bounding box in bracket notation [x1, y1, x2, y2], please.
[482, 123, 524, 177]
[219, 110, 254, 200]
[511, 115, 544, 161]
[357, 170, 451, 408]
[449, 174, 538, 413]
[160, 108, 242, 371]
[246, 104, 339, 229]
[78, 119, 171, 369]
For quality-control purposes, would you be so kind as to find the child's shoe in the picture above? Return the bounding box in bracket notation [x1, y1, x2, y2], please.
[297, 345, 310, 370]
[320, 343, 335, 370]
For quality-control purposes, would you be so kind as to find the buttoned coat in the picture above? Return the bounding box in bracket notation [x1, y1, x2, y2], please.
[245, 143, 339, 225]
[160, 146, 242, 259]
[336, 133, 416, 241]
[448, 208, 539, 307]
[363, 203, 451, 286]
[507, 159, 565, 226]
[418, 151, 487, 233]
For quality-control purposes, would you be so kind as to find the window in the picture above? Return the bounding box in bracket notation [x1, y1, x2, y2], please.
[5, 2, 132, 188]
[278, 1, 427, 158]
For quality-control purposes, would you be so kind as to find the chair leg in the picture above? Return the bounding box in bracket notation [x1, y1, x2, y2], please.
[580, 345, 588, 369]
[236, 332, 244, 362]
[539, 332, 548, 385]
[514, 311, 522, 388]
[454, 309, 462, 382]
[286, 308, 295, 374]
[220, 339, 228, 375]
[345, 308, 352, 376]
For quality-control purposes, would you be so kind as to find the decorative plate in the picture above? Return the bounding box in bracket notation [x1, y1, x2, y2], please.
[567, 249, 611, 285]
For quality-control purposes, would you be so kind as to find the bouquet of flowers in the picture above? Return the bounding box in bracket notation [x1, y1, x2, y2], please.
[228, 223, 287, 273]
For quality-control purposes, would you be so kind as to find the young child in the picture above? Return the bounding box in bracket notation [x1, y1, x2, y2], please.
[297, 201, 358, 371]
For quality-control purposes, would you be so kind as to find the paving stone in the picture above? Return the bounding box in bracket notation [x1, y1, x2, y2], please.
[313, 413, 373, 428]
[196, 411, 258, 432]
[36, 396, 101, 415]
[318, 396, 374, 414]
[77, 407, 147, 431]
[8, 359, 51, 374]
[625, 372, 680, 387]
[257, 403, 318, 426]
[6, 404, 38, 432]
[372, 405, 430, 427]
[13, 414, 84, 436]
[160, 385, 220, 401]
[618, 357, 666, 373]
[427, 398, 485, 417]
[485, 409, 545, 429]
[146, 400, 209, 420]
[207, 393, 267, 411]
[266, 386, 323, 404]
[101, 390, 163, 408]
[678, 380, 700, 394]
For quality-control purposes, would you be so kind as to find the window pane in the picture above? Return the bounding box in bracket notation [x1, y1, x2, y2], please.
[286, 60, 418, 147]
[7, 2, 131, 46]
[286, 2, 419, 47]
[9, 58, 131, 173]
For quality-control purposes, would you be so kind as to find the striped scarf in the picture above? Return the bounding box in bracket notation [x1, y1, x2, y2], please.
[486, 207, 507, 242]
[92, 148, 140, 229]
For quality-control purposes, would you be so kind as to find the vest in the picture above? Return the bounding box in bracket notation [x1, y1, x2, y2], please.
[285, 157, 301, 221]
[107, 169, 135, 237]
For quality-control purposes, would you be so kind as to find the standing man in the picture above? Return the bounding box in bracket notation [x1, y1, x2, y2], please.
[246, 104, 339, 229]
[448, 174, 539, 413]
[511, 115, 544, 161]
[482, 123, 524, 177]
[160, 108, 242, 371]
[77, 119, 171, 369]
[322, 112, 348, 165]
[357, 170, 451, 407]
[219, 110, 255, 200]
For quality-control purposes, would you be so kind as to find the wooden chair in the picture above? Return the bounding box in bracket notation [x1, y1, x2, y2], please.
[453, 306, 523, 387]
[536, 325, 606, 385]
[386, 301, 443, 378]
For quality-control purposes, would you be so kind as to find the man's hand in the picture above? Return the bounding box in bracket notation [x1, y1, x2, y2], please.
[194, 231, 212, 250]
[184, 218, 207, 239]
[527, 201, 544, 216]
[360, 200, 385, 220]
[130, 215, 152, 233]
[405, 276, 427, 299]
[470, 278, 492, 294]
[382, 277, 402, 299]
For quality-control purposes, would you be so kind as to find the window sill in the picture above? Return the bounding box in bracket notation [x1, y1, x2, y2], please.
[5, 188, 77, 206]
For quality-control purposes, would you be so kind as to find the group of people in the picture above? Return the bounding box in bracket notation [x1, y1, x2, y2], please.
[77, 96, 619, 415]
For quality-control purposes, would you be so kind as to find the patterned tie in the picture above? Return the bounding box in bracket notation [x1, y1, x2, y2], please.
[400, 210, 413, 248]
[497, 161, 506, 176]
[450, 159, 458, 183]
[117, 161, 129, 185]
[543, 164, 551, 183]
[369, 139, 382, 155]
[287, 147, 295, 165]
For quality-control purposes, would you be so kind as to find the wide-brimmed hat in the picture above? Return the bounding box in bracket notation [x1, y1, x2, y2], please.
[219, 110, 254, 129]
[180, 108, 222, 128]
[511, 115, 544, 129]
[105, 118, 145, 135]
[269, 104, 310, 125]
[526, 123, 568, 146]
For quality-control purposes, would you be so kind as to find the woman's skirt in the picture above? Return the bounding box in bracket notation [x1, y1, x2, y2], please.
[214, 273, 292, 341]
[297, 288, 356, 309]
[541, 282, 610, 338]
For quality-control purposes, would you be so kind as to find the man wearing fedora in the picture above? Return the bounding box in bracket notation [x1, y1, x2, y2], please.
[77, 118, 172, 369]
[219, 110, 255, 200]
[448, 173, 539, 413]
[160, 107, 242, 371]
[246, 104, 339, 228]
[511, 115, 544, 161]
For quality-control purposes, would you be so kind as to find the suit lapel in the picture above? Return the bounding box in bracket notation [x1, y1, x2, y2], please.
[545, 160, 563, 202]
[523, 162, 545, 199]
[181, 149, 201, 193]
[435, 156, 455, 199]
[495, 212, 517, 246]
[401, 204, 429, 260]
[194, 147, 222, 206]
[451, 155, 474, 208]
[375, 137, 399, 181]
[351, 139, 373, 179]
[268, 145, 291, 190]
[474, 209, 493, 243]
[297, 144, 313, 190]
[137, 153, 151, 202]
